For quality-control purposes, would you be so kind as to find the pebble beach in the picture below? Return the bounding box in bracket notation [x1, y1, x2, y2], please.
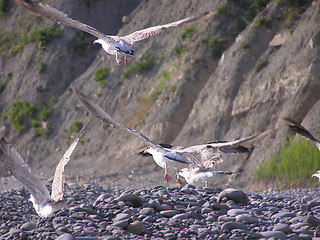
[1, 184, 320, 239]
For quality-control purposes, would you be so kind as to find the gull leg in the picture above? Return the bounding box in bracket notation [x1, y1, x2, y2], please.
[164, 164, 172, 182]
[175, 168, 183, 186]
[124, 56, 128, 66]
[205, 181, 208, 188]
[115, 52, 121, 64]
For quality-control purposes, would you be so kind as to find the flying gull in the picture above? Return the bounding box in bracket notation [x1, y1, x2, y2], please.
[16, 0, 211, 65]
[72, 87, 188, 182]
[284, 117, 320, 180]
[0, 124, 86, 218]
[172, 130, 268, 171]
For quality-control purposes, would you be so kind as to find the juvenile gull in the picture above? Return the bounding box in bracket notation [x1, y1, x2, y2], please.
[284, 117, 320, 180]
[0, 124, 86, 218]
[178, 152, 233, 187]
[73, 87, 188, 182]
[16, 0, 211, 65]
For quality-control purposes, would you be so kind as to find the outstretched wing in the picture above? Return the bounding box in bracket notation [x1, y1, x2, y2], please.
[174, 130, 269, 154]
[73, 87, 161, 151]
[284, 117, 320, 151]
[121, 12, 211, 45]
[51, 121, 88, 202]
[0, 138, 50, 205]
[16, 0, 116, 42]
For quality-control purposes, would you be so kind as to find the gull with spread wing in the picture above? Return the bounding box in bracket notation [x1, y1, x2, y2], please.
[284, 117, 320, 180]
[16, 0, 211, 65]
[173, 130, 268, 170]
[73, 87, 188, 182]
[0, 125, 86, 218]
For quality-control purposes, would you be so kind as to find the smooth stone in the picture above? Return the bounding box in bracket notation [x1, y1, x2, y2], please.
[56, 233, 76, 240]
[218, 216, 236, 222]
[235, 214, 259, 224]
[271, 212, 296, 219]
[221, 222, 248, 232]
[20, 222, 37, 231]
[227, 209, 249, 216]
[117, 194, 144, 207]
[211, 203, 230, 210]
[139, 207, 154, 215]
[172, 213, 191, 220]
[218, 189, 249, 205]
[273, 223, 293, 233]
[156, 204, 172, 211]
[259, 230, 287, 239]
[306, 215, 320, 226]
[125, 220, 144, 235]
[160, 210, 179, 218]
[111, 220, 129, 229]
[114, 213, 131, 222]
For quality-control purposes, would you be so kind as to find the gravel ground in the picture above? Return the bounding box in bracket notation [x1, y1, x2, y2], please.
[1, 184, 320, 239]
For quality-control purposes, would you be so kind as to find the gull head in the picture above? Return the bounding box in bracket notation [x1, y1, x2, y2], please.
[93, 39, 103, 45]
[178, 168, 191, 179]
[312, 170, 320, 182]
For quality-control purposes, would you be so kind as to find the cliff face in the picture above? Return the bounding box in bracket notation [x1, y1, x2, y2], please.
[0, 0, 319, 191]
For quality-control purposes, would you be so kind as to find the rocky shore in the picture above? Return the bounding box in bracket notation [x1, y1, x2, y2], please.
[1, 184, 320, 239]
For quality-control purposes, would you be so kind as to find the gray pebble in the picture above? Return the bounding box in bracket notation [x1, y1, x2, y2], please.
[259, 230, 287, 239]
[20, 222, 37, 231]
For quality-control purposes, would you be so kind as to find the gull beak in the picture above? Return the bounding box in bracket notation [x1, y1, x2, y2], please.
[93, 40, 98, 44]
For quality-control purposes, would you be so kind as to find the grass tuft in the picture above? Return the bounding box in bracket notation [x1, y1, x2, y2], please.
[254, 137, 320, 186]
[121, 53, 155, 78]
[94, 67, 110, 87]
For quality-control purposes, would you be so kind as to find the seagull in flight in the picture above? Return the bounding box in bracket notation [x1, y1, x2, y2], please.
[0, 125, 86, 218]
[16, 0, 211, 65]
[72, 87, 188, 182]
[284, 117, 320, 180]
[173, 130, 269, 169]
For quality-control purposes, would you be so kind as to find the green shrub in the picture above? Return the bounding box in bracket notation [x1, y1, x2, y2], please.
[29, 26, 62, 49]
[254, 59, 268, 72]
[70, 120, 83, 133]
[69, 31, 91, 55]
[216, 3, 226, 14]
[0, 0, 9, 16]
[121, 53, 155, 78]
[208, 38, 225, 59]
[2, 101, 38, 132]
[39, 97, 54, 121]
[94, 67, 110, 87]
[171, 44, 186, 56]
[180, 25, 196, 41]
[254, 137, 320, 185]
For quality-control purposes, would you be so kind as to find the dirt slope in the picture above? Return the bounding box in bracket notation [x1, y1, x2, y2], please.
[0, 0, 319, 191]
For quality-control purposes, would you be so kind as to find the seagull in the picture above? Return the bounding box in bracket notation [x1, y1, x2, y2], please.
[0, 124, 86, 218]
[284, 117, 320, 151]
[284, 117, 320, 180]
[178, 152, 233, 187]
[72, 87, 188, 182]
[172, 130, 269, 170]
[16, 0, 211, 65]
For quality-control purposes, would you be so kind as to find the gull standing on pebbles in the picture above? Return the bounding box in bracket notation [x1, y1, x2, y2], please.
[0, 124, 86, 218]
[73, 87, 188, 182]
[178, 152, 233, 187]
[284, 117, 320, 180]
[176, 132, 268, 187]
[16, 0, 211, 65]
